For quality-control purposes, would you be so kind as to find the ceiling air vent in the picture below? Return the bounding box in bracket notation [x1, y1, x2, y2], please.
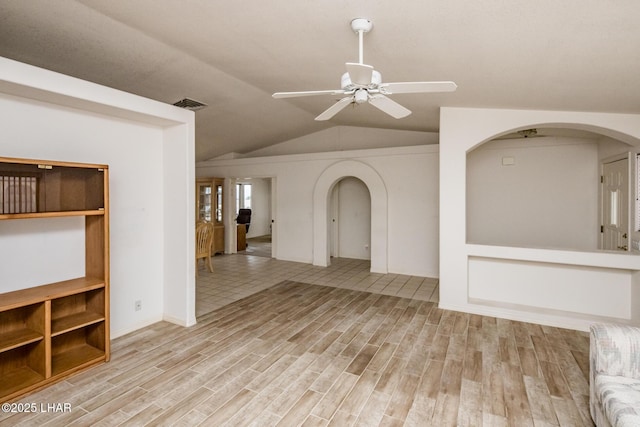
[172, 98, 207, 111]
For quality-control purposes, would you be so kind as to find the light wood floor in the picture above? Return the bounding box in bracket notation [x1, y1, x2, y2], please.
[0, 271, 592, 426]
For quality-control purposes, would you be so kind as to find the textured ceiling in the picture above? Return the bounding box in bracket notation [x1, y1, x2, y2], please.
[1, 1, 639, 161]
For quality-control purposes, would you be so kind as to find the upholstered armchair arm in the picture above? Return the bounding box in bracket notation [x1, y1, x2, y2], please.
[590, 323, 640, 380]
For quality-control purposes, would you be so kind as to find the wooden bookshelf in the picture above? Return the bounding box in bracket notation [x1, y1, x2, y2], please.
[0, 157, 109, 403]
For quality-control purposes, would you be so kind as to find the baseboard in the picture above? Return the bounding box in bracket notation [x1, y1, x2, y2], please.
[163, 313, 197, 328]
[437, 301, 596, 332]
[111, 314, 164, 339]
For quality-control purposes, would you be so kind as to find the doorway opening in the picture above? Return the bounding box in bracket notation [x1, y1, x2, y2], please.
[329, 177, 371, 260]
[233, 177, 274, 258]
[312, 160, 388, 273]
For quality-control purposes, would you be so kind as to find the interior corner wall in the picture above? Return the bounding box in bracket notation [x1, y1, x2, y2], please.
[0, 57, 195, 339]
[440, 107, 640, 331]
[0, 93, 166, 337]
[162, 123, 196, 329]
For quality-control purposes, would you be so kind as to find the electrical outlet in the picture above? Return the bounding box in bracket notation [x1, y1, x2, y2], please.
[135, 300, 142, 311]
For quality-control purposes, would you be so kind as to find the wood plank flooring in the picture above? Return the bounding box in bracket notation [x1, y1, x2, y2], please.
[0, 280, 593, 426]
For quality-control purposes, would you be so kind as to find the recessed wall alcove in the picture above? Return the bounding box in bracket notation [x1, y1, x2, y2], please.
[466, 126, 633, 252]
[440, 107, 640, 331]
[312, 160, 388, 273]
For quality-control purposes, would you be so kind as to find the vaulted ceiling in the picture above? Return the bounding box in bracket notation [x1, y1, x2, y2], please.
[1, 1, 639, 161]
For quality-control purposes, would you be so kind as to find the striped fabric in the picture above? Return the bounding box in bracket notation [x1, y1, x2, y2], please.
[590, 323, 640, 427]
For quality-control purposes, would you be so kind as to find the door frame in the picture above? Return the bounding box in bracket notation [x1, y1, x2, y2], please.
[600, 152, 633, 250]
[329, 182, 339, 258]
[226, 176, 276, 257]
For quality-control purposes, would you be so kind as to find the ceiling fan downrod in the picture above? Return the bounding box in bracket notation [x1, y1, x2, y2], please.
[350, 18, 372, 65]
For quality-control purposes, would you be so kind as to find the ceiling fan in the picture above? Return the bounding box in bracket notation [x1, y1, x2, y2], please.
[272, 18, 457, 121]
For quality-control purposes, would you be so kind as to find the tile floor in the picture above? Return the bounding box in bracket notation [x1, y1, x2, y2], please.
[196, 255, 439, 318]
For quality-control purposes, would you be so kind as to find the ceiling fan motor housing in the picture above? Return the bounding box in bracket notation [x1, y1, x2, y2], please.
[341, 70, 382, 90]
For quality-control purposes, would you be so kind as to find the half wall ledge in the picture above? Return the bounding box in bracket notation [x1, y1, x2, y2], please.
[462, 244, 640, 331]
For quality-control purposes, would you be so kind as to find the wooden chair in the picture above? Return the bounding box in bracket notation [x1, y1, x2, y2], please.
[196, 221, 215, 275]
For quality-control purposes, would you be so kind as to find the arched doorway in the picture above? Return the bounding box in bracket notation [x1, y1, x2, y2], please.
[312, 160, 388, 273]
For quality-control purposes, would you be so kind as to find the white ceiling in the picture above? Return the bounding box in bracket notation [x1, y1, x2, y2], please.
[1, 1, 639, 161]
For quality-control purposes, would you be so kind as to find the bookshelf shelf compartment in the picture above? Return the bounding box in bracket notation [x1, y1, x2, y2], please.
[0, 156, 110, 403]
[51, 288, 105, 337]
[0, 329, 43, 353]
[51, 344, 105, 377]
[52, 312, 105, 337]
[0, 303, 45, 354]
[51, 325, 106, 377]
[0, 343, 46, 400]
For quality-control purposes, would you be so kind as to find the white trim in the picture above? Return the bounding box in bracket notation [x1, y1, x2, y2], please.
[437, 302, 629, 332]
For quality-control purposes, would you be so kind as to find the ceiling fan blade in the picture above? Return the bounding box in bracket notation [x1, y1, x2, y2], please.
[346, 62, 374, 85]
[368, 94, 411, 119]
[380, 81, 457, 94]
[272, 89, 345, 99]
[315, 96, 353, 121]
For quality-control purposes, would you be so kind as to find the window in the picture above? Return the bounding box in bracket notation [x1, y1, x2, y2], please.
[216, 184, 223, 223]
[610, 189, 619, 227]
[236, 183, 252, 212]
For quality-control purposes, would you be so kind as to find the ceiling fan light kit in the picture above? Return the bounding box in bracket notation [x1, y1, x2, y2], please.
[272, 18, 457, 121]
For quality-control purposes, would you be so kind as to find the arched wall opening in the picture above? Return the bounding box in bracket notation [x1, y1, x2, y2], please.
[313, 160, 388, 273]
[439, 108, 640, 331]
[466, 126, 635, 252]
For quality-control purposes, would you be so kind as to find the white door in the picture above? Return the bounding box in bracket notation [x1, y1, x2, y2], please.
[602, 157, 629, 251]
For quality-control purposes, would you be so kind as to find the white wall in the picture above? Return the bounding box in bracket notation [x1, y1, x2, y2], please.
[0, 216, 85, 292]
[0, 57, 195, 338]
[598, 136, 633, 160]
[197, 144, 440, 277]
[440, 107, 640, 331]
[467, 137, 599, 250]
[240, 126, 438, 158]
[334, 177, 371, 260]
